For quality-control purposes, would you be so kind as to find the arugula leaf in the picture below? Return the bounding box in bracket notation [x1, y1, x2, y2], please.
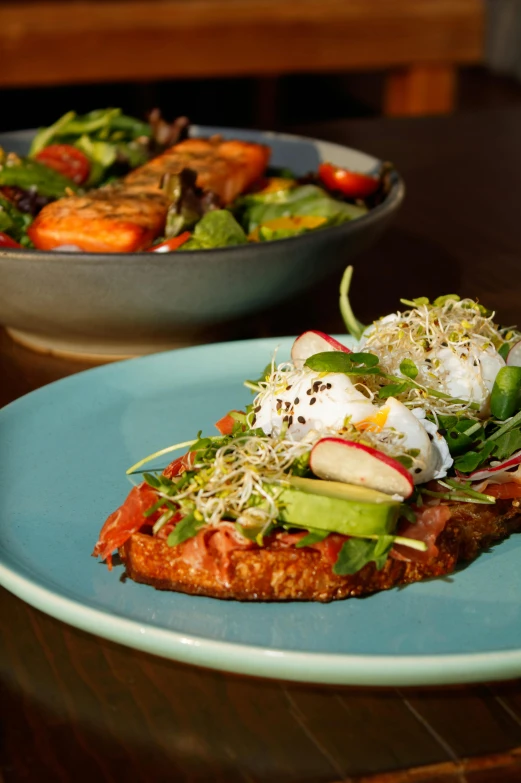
[436, 416, 485, 456]
[333, 536, 394, 576]
[491, 428, 521, 461]
[453, 441, 496, 473]
[399, 358, 418, 379]
[295, 529, 330, 548]
[167, 513, 204, 547]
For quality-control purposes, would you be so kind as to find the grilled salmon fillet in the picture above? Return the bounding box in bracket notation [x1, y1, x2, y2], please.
[119, 499, 521, 602]
[28, 137, 270, 253]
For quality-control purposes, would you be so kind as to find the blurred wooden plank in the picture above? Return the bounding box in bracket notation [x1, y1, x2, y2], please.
[350, 747, 521, 782]
[384, 65, 457, 116]
[398, 687, 521, 759]
[0, 0, 484, 88]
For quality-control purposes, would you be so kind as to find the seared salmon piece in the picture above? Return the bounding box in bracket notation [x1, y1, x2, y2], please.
[125, 138, 270, 205]
[28, 190, 168, 253]
[29, 137, 270, 252]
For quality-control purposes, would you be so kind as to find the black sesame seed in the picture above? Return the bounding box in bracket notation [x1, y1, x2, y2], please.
[320, 384, 327, 392]
[326, 383, 332, 389]
[251, 415, 256, 424]
[310, 397, 316, 405]
[298, 416, 306, 424]
[254, 405, 261, 412]
[306, 389, 312, 395]
[282, 415, 289, 422]
[288, 415, 293, 426]
[313, 381, 321, 391]
[285, 401, 291, 409]
[414, 468, 422, 474]
[294, 397, 300, 405]
[286, 385, 292, 391]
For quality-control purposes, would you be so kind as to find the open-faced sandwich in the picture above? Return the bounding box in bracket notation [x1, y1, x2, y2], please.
[93, 267, 521, 601]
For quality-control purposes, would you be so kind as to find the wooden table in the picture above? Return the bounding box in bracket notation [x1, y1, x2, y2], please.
[0, 0, 484, 116]
[3, 108, 521, 782]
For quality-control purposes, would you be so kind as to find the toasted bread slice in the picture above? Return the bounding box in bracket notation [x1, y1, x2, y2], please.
[119, 499, 521, 602]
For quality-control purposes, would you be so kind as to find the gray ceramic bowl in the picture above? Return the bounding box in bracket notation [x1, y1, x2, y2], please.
[0, 126, 404, 358]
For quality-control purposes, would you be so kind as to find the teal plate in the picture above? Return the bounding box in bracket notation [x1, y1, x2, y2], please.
[1, 337, 521, 686]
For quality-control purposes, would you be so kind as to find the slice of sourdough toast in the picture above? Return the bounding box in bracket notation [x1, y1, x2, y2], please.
[119, 499, 521, 602]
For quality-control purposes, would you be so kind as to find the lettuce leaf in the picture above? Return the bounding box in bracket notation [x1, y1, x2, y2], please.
[236, 185, 367, 234]
[180, 210, 248, 250]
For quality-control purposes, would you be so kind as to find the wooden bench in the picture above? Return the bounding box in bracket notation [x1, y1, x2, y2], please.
[0, 0, 484, 116]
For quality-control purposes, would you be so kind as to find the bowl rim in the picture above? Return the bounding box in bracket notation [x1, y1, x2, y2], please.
[0, 125, 405, 262]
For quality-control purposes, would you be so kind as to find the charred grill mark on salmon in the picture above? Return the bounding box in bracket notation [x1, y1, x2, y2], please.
[28, 138, 270, 253]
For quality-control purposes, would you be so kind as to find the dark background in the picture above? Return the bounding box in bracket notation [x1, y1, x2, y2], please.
[2, 66, 521, 135]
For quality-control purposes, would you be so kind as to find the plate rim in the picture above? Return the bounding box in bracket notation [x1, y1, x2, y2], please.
[2, 334, 521, 687]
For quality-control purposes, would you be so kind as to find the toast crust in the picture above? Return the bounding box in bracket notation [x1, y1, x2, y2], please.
[119, 499, 521, 602]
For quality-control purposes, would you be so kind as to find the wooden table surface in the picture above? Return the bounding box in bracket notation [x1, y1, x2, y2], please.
[3, 108, 521, 782]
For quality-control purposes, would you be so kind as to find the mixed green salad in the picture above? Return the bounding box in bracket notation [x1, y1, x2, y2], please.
[0, 107, 392, 251]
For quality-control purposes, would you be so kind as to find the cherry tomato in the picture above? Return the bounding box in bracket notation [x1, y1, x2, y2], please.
[0, 232, 21, 248]
[35, 144, 91, 185]
[318, 162, 379, 199]
[149, 231, 191, 252]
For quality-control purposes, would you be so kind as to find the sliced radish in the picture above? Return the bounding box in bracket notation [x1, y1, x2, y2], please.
[291, 330, 351, 369]
[507, 340, 521, 367]
[310, 437, 414, 498]
[468, 449, 521, 482]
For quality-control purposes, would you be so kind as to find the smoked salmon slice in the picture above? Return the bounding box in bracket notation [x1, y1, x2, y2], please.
[28, 137, 270, 253]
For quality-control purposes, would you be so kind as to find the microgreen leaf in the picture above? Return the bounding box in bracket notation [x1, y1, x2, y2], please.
[433, 294, 460, 307]
[295, 529, 330, 548]
[499, 343, 511, 361]
[339, 265, 365, 341]
[167, 512, 204, 547]
[333, 536, 393, 576]
[244, 362, 272, 392]
[399, 358, 419, 380]
[453, 441, 496, 473]
[143, 472, 161, 489]
[304, 351, 382, 375]
[378, 382, 411, 399]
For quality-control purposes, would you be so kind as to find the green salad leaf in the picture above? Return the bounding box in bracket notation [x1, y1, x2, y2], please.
[180, 210, 248, 250]
[0, 195, 33, 244]
[237, 185, 367, 235]
[0, 158, 79, 198]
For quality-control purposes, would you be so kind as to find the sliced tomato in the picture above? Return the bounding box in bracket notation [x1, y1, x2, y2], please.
[149, 232, 191, 253]
[35, 144, 90, 185]
[0, 232, 21, 248]
[484, 482, 521, 500]
[319, 162, 379, 199]
[215, 411, 242, 435]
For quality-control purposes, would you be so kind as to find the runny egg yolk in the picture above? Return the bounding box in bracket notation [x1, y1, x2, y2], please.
[355, 408, 390, 432]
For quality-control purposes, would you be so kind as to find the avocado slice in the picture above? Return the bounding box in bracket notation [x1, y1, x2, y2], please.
[289, 476, 398, 504]
[277, 478, 401, 537]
